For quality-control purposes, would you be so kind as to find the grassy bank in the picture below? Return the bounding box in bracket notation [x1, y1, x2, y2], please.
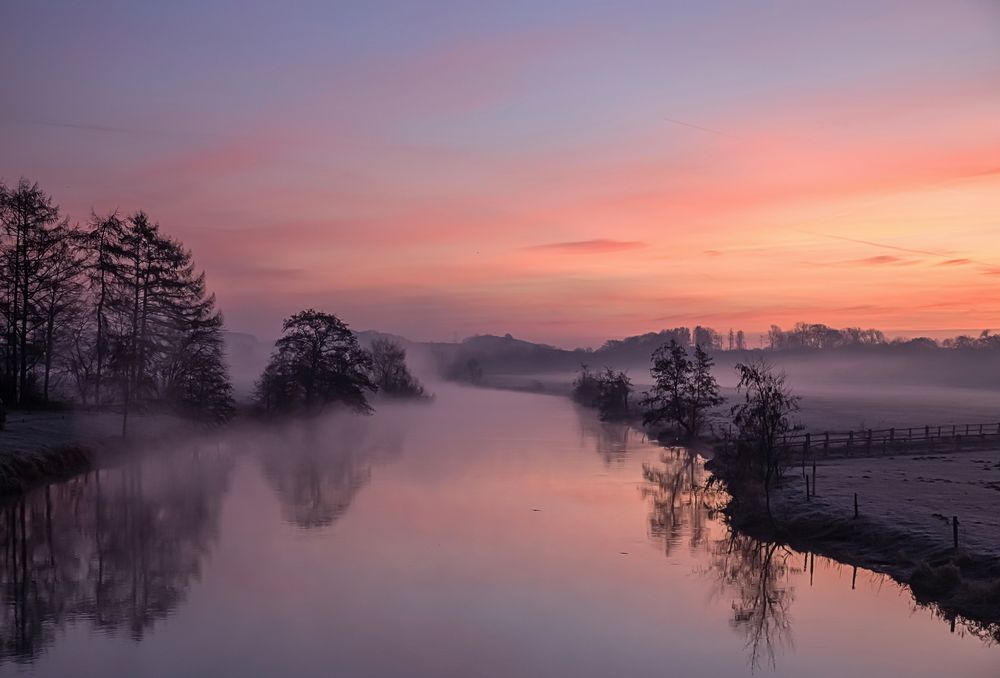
[0, 443, 93, 494]
[0, 410, 189, 495]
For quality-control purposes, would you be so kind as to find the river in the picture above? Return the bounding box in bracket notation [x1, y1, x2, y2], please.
[0, 386, 996, 676]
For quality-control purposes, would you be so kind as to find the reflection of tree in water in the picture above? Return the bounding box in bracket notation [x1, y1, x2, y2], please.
[641, 449, 795, 671]
[711, 533, 798, 672]
[256, 415, 405, 529]
[0, 450, 232, 664]
[575, 408, 639, 466]
[640, 448, 726, 556]
[262, 450, 372, 528]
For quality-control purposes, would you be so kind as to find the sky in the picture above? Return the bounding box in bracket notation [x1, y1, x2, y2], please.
[1, 0, 999, 347]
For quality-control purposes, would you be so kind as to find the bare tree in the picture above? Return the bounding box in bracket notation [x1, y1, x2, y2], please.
[0, 179, 66, 404]
[81, 211, 125, 406]
[34, 225, 86, 402]
[369, 338, 427, 398]
[571, 363, 601, 407]
[596, 367, 632, 421]
[730, 359, 799, 516]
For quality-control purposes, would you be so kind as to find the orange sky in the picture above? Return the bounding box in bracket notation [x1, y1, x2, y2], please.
[2, 1, 999, 346]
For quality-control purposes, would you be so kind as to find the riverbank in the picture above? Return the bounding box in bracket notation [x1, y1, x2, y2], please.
[0, 410, 188, 493]
[710, 448, 1000, 635]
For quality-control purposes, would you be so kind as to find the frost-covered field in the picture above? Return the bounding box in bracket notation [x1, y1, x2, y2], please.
[775, 449, 1000, 560]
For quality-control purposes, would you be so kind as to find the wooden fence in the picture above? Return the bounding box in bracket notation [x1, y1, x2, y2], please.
[777, 422, 1000, 460]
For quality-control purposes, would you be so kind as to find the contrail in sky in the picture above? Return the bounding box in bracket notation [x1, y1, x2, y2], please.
[662, 116, 733, 137]
[798, 230, 949, 258]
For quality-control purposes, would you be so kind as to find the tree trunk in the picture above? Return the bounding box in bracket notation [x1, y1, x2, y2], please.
[95, 265, 106, 406]
[18, 236, 29, 406]
[43, 307, 55, 403]
[9, 223, 21, 404]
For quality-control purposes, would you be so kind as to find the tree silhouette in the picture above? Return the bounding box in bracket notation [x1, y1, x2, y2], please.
[0, 181, 233, 422]
[729, 359, 799, 516]
[595, 367, 632, 421]
[641, 339, 691, 433]
[641, 339, 722, 436]
[0, 179, 73, 405]
[255, 309, 376, 414]
[689, 344, 724, 433]
[104, 212, 233, 433]
[570, 363, 601, 407]
[369, 338, 427, 398]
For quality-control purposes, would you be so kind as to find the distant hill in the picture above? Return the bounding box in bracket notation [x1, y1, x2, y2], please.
[354, 329, 419, 350]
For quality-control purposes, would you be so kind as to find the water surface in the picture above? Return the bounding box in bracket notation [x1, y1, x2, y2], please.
[1, 386, 997, 676]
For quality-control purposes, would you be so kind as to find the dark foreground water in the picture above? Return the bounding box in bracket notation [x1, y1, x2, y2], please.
[1, 386, 997, 677]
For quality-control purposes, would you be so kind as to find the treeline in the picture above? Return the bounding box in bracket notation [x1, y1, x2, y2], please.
[607, 322, 998, 353]
[764, 323, 1000, 351]
[432, 322, 1000, 383]
[600, 326, 745, 354]
[0, 178, 232, 430]
[765, 322, 885, 350]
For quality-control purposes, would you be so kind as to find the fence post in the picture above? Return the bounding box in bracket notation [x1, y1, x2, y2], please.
[812, 459, 817, 496]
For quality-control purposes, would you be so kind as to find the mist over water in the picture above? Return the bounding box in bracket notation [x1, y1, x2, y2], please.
[1, 386, 996, 677]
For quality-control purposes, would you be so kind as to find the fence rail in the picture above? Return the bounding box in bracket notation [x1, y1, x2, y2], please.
[776, 422, 1000, 459]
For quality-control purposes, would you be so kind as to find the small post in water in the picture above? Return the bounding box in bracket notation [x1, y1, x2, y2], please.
[953, 516, 959, 551]
[811, 459, 817, 496]
[854, 493, 858, 518]
[805, 475, 811, 501]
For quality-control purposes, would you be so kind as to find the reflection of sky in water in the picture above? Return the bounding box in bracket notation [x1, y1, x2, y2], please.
[1, 385, 996, 676]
